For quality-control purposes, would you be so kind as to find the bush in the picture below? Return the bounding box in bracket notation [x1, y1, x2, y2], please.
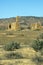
[5, 52, 24, 59]
[31, 39, 43, 52]
[32, 51, 43, 65]
[5, 52, 15, 59]
[6, 31, 14, 35]
[40, 48, 43, 55]
[14, 53, 24, 59]
[34, 29, 40, 31]
[39, 33, 43, 39]
[3, 42, 20, 51]
[32, 55, 43, 65]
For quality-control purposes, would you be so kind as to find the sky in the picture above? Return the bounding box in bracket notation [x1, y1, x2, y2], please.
[0, 0, 43, 18]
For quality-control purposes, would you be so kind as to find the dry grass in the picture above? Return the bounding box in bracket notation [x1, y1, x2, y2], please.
[0, 59, 37, 65]
[0, 30, 43, 65]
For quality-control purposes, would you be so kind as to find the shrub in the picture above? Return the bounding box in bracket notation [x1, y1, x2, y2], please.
[5, 52, 15, 59]
[31, 39, 43, 52]
[32, 51, 43, 65]
[33, 28, 41, 31]
[32, 55, 43, 65]
[39, 33, 43, 39]
[3, 42, 20, 51]
[13, 42, 21, 49]
[6, 31, 14, 35]
[40, 48, 43, 55]
[5, 52, 24, 59]
[14, 53, 24, 59]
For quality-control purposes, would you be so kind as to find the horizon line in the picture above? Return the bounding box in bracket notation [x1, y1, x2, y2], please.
[0, 15, 43, 19]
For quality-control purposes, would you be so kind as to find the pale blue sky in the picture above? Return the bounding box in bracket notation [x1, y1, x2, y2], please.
[0, 0, 43, 18]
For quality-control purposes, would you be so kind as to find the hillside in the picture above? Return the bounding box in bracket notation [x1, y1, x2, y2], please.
[0, 16, 43, 30]
[0, 16, 43, 24]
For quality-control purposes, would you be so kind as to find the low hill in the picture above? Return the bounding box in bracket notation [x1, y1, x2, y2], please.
[0, 16, 43, 30]
[0, 16, 43, 24]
